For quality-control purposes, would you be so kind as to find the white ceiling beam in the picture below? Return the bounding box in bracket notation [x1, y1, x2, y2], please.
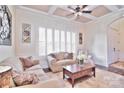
[104, 5, 119, 12]
[48, 6, 58, 14]
[81, 14, 97, 20]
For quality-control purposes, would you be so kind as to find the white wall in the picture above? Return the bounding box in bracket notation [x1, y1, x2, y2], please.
[15, 7, 84, 56]
[0, 6, 15, 62]
[15, 7, 84, 68]
[85, 9, 124, 67]
[85, 21, 108, 66]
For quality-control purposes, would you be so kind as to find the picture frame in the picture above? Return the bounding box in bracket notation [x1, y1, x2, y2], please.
[0, 5, 12, 45]
[79, 33, 83, 44]
[22, 23, 31, 43]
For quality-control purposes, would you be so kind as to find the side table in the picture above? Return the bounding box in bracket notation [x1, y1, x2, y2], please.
[0, 66, 12, 88]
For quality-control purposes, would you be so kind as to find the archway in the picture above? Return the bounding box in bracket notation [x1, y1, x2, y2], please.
[107, 17, 124, 65]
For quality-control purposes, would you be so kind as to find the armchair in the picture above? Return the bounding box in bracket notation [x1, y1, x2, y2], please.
[47, 52, 77, 72]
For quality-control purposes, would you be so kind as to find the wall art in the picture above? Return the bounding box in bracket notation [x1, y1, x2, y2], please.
[79, 33, 83, 44]
[0, 5, 12, 45]
[22, 23, 31, 43]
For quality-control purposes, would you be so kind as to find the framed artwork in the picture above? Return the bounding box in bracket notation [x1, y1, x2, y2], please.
[0, 5, 12, 45]
[79, 33, 83, 44]
[22, 23, 31, 43]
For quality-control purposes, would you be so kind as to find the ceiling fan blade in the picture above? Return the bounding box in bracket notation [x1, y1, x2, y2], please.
[83, 5, 88, 8]
[66, 13, 75, 17]
[82, 11, 92, 13]
[68, 6, 75, 11]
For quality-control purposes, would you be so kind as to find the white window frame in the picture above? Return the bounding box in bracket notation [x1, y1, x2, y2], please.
[38, 27, 77, 56]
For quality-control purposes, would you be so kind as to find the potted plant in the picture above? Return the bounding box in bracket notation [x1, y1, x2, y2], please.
[77, 54, 87, 66]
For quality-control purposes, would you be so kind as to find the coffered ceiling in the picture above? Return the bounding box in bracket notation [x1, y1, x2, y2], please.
[22, 5, 124, 23]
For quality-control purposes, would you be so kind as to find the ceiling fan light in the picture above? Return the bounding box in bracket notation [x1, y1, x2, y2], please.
[84, 7, 89, 11]
[69, 9, 74, 12]
[74, 13, 78, 16]
[78, 12, 82, 16]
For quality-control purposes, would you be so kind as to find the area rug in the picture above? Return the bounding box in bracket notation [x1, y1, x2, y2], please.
[46, 68, 124, 88]
[110, 61, 124, 70]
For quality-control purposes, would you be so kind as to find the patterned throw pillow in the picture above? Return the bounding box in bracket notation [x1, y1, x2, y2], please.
[19, 57, 39, 70]
[12, 70, 39, 86]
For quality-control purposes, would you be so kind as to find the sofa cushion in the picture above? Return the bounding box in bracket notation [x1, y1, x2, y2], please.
[56, 59, 76, 66]
[12, 71, 39, 86]
[0, 57, 24, 72]
[64, 53, 73, 59]
[25, 69, 49, 81]
[54, 52, 66, 61]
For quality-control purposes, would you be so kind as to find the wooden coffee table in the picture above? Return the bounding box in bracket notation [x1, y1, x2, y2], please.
[63, 63, 95, 87]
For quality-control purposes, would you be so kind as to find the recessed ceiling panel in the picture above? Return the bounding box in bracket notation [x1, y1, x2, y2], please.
[23, 5, 50, 12]
[91, 6, 111, 17]
[53, 8, 72, 17]
[75, 16, 92, 23]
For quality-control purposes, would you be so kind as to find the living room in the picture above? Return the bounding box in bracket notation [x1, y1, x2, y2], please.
[0, 0, 124, 90]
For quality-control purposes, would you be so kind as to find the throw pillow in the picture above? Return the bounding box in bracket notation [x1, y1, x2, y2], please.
[12, 70, 39, 86]
[19, 57, 39, 70]
[64, 53, 73, 59]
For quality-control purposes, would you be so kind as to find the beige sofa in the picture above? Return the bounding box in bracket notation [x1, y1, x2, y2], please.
[47, 52, 77, 72]
[0, 57, 65, 88]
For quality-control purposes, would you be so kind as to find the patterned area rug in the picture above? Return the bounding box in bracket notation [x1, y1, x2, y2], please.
[46, 68, 124, 88]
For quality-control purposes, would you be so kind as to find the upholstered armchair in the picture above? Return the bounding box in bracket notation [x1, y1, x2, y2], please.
[47, 52, 77, 72]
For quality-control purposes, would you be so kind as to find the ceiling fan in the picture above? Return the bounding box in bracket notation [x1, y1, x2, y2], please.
[66, 5, 92, 19]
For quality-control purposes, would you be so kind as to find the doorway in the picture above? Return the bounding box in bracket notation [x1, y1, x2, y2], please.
[108, 17, 124, 75]
[108, 26, 120, 65]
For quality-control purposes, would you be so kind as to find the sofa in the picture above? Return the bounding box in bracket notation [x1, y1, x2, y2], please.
[47, 52, 77, 72]
[0, 57, 65, 88]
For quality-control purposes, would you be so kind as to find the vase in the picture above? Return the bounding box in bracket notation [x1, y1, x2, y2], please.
[79, 60, 84, 67]
[80, 60, 84, 64]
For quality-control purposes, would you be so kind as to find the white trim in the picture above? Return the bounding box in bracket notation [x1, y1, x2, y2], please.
[81, 13, 97, 20]
[59, 29, 61, 51]
[48, 6, 57, 14]
[52, 28, 55, 52]
[86, 7, 124, 24]
[45, 28, 47, 55]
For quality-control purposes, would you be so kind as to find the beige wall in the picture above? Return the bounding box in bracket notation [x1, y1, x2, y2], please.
[119, 19, 124, 53]
[112, 18, 124, 60]
[0, 6, 15, 62]
[85, 9, 124, 67]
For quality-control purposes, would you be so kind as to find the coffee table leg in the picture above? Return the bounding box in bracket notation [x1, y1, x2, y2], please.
[63, 69, 65, 79]
[93, 67, 95, 77]
[72, 78, 75, 88]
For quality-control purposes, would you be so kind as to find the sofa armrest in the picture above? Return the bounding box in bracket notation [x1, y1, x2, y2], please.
[47, 56, 57, 64]
[15, 79, 65, 88]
